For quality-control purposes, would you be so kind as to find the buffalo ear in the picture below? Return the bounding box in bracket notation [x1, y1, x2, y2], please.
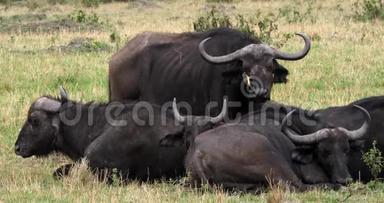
[273, 66, 289, 84]
[350, 140, 365, 151]
[159, 133, 186, 147]
[158, 125, 185, 147]
[292, 146, 314, 164]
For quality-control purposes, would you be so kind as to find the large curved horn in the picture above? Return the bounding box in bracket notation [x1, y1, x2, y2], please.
[210, 97, 228, 123]
[338, 105, 371, 140]
[273, 33, 311, 61]
[172, 98, 186, 123]
[34, 97, 61, 113]
[199, 37, 248, 63]
[281, 110, 329, 144]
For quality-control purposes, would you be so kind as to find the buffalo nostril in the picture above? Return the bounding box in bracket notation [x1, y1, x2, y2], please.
[259, 89, 267, 97]
[262, 89, 268, 95]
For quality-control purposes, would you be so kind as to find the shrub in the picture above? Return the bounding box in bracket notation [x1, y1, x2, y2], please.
[26, 0, 43, 11]
[278, 0, 316, 23]
[69, 10, 100, 24]
[254, 13, 279, 44]
[363, 140, 384, 179]
[234, 14, 256, 39]
[193, 8, 279, 43]
[82, 0, 99, 7]
[0, 0, 10, 5]
[193, 8, 232, 32]
[68, 10, 113, 30]
[353, 0, 384, 21]
[70, 10, 87, 23]
[109, 31, 121, 50]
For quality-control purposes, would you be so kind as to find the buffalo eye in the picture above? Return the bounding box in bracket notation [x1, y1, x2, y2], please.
[30, 117, 40, 127]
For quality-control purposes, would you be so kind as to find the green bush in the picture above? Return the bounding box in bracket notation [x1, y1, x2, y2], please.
[65, 10, 113, 31]
[363, 140, 384, 179]
[0, 0, 10, 5]
[69, 10, 100, 24]
[109, 31, 121, 50]
[81, 0, 99, 7]
[193, 8, 232, 32]
[278, 0, 316, 23]
[353, 0, 384, 21]
[254, 13, 279, 44]
[70, 10, 87, 23]
[234, 14, 256, 39]
[193, 8, 279, 43]
[26, 0, 44, 11]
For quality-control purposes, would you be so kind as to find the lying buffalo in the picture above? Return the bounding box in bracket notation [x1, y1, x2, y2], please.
[109, 28, 311, 117]
[249, 96, 384, 182]
[315, 96, 384, 182]
[249, 97, 384, 183]
[14, 87, 227, 182]
[163, 100, 370, 191]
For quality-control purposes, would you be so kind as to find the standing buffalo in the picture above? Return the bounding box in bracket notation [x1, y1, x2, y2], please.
[162, 100, 370, 191]
[14, 88, 227, 182]
[109, 28, 311, 117]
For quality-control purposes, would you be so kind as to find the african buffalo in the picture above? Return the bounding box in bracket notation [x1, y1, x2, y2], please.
[163, 100, 370, 191]
[14, 87, 227, 182]
[249, 97, 384, 182]
[109, 28, 311, 117]
[313, 96, 384, 182]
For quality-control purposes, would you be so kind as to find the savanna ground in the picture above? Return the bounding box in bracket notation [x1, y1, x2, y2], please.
[1, 0, 384, 202]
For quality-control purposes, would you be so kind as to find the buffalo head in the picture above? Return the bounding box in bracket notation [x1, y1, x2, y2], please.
[281, 105, 370, 185]
[199, 33, 310, 99]
[15, 87, 68, 158]
[159, 97, 227, 147]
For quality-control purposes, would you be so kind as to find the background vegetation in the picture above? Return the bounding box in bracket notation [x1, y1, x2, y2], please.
[1, 0, 384, 202]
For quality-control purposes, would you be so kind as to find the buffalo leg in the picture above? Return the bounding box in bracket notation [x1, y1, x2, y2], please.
[92, 168, 113, 184]
[53, 163, 75, 179]
[52, 163, 113, 183]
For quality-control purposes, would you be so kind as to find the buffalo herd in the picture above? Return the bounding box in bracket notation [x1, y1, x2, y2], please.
[15, 28, 383, 192]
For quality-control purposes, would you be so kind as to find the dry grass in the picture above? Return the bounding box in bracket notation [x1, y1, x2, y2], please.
[1, 0, 384, 202]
